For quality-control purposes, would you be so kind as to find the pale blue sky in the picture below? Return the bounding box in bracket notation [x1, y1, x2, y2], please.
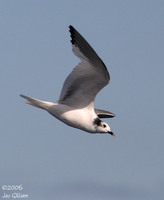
[0, 1, 164, 199]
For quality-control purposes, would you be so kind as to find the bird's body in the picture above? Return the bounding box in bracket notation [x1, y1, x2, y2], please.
[52, 105, 96, 133]
[47, 103, 96, 133]
[21, 26, 115, 135]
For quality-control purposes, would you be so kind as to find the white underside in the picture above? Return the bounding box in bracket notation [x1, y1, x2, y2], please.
[47, 102, 97, 133]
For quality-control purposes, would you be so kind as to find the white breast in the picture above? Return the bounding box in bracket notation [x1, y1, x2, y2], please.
[47, 103, 96, 132]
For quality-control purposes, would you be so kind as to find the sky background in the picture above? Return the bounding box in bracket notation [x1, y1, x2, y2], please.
[0, 0, 164, 199]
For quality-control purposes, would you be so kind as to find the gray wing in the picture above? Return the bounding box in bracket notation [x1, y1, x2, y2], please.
[59, 25, 110, 109]
[95, 109, 115, 118]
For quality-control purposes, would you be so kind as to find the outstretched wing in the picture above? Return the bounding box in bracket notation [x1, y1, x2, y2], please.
[95, 109, 115, 118]
[59, 25, 110, 109]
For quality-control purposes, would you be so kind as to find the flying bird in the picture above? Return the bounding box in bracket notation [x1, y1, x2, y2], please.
[21, 25, 115, 135]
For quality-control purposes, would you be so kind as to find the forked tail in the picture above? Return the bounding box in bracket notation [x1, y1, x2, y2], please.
[20, 94, 49, 110]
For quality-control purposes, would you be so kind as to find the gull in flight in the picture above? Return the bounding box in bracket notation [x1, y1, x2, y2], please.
[21, 25, 115, 135]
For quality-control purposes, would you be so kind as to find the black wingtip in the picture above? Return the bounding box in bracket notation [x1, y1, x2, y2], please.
[69, 25, 73, 30]
[69, 25, 76, 45]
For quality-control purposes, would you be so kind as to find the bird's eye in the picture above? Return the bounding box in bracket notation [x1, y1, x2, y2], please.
[103, 124, 106, 128]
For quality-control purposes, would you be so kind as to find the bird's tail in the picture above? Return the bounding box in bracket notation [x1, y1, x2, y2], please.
[20, 94, 50, 110]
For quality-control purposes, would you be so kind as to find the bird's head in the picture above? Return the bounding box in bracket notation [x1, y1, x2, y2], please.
[94, 118, 115, 136]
